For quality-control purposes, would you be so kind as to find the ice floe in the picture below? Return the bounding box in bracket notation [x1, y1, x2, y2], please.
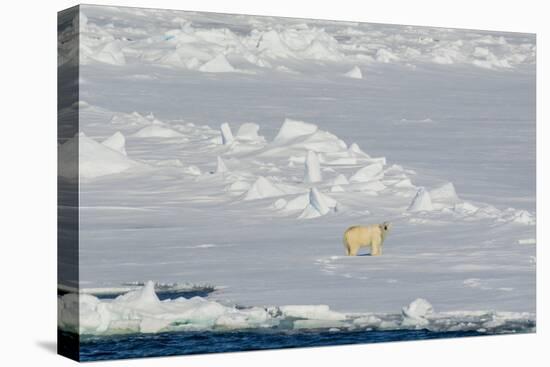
[58, 284, 535, 335]
[59, 133, 143, 179]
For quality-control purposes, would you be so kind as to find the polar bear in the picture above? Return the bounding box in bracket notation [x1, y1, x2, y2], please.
[343, 222, 392, 256]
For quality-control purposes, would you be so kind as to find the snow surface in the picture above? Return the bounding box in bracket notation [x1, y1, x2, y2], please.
[59, 5, 536, 335]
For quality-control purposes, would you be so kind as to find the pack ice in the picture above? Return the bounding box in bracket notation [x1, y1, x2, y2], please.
[58, 281, 534, 335]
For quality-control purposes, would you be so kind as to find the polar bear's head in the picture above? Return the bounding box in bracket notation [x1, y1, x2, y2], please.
[380, 221, 392, 233]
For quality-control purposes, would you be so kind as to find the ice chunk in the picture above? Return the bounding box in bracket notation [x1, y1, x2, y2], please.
[273, 118, 318, 143]
[244, 176, 285, 200]
[282, 194, 309, 211]
[299, 188, 338, 219]
[349, 163, 384, 182]
[348, 143, 370, 158]
[216, 156, 228, 174]
[402, 298, 433, 319]
[331, 174, 349, 186]
[376, 48, 399, 63]
[302, 39, 342, 61]
[199, 54, 235, 73]
[353, 180, 386, 192]
[453, 201, 479, 215]
[183, 165, 201, 176]
[59, 133, 142, 179]
[325, 157, 357, 165]
[394, 178, 415, 188]
[256, 30, 294, 58]
[229, 181, 251, 192]
[132, 125, 183, 138]
[518, 238, 536, 245]
[430, 182, 459, 203]
[510, 210, 535, 225]
[401, 298, 433, 327]
[353, 315, 383, 328]
[110, 111, 150, 126]
[236, 123, 264, 142]
[94, 42, 126, 65]
[304, 151, 322, 183]
[343, 66, 362, 79]
[272, 198, 288, 210]
[102, 131, 127, 156]
[407, 187, 434, 212]
[279, 305, 346, 321]
[220, 122, 234, 145]
[330, 185, 345, 193]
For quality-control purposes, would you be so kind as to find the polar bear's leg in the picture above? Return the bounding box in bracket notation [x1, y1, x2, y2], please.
[371, 236, 382, 256]
[343, 236, 351, 256]
[345, 246, 351, 256]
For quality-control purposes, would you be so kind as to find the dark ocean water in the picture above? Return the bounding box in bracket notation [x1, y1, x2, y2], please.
[72, 329, 490, 361]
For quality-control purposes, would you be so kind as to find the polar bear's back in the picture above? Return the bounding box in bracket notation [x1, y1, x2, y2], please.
[344, 224, 381, 245]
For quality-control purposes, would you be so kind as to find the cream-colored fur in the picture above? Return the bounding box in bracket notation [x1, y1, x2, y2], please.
[343, 222, 392, 256]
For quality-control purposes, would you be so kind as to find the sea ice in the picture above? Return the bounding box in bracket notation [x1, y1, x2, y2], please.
[304, 151, 322, 183]
[408, 187, 434, 212]
[132, 125, 184, 138]
[220, 122, 234, 145]
[273, 118, 318, 143]
[216, 156, 228, 174]
[199, 54, 236, 73]
[236, 123, 264, 142]
[299, 188, 338, 219]
[429, 182, 459, 204]
[59, 133, 142, 179]
[349, 163, 384, 183]
[343, 66, 362, 79]
[101, 131, 127, 156]
[244, 176, 285, 200]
